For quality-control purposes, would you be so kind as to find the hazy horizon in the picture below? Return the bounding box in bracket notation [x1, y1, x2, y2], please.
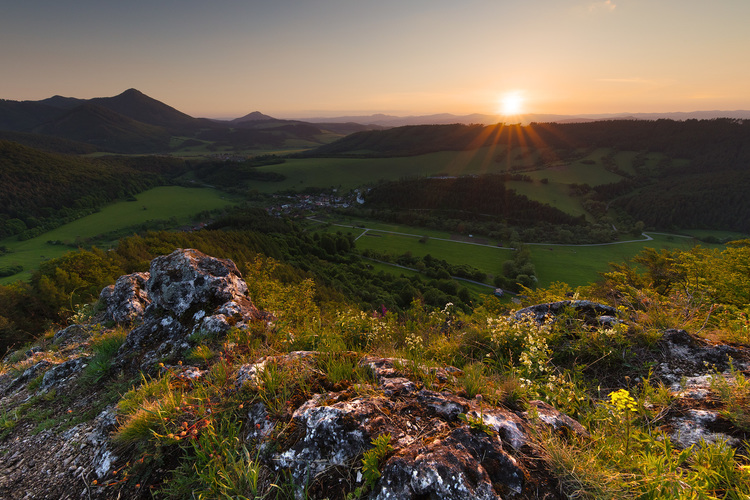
[3, 1, 749, 119]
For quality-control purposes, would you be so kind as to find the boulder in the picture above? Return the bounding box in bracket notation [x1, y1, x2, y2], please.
[655, 329, 749, 389]
[515, 300, 619, 326]
[99, 272, 151, 324]
[115, 248, 268, 372]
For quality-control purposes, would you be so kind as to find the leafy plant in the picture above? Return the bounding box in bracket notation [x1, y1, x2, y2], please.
[349, 433, 394, 498]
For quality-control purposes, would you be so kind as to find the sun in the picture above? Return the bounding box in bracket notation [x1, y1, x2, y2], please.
[498, 91, 524, 116]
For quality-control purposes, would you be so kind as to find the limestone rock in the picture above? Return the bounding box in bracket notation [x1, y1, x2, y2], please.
[99, 271, 151, 324]
[655, 329, 749, 389]
[255, 353, 564, 499]
[375, 427, 526, 500]
[115, 248, 268, 372]
[515, 300, 619, 326]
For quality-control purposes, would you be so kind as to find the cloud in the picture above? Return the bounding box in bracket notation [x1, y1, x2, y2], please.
[589, 1, 616, 12]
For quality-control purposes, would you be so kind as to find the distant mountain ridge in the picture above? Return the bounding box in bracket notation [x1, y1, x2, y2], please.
[295, 110, 750, 126]
[3, 88, 749, 153]
[0, 89, 377, 153]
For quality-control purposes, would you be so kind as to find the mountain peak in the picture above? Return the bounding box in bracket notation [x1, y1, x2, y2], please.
[232, 111, 275, 123]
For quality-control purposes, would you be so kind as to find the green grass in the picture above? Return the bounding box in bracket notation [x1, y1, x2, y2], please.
[311, 218, 722, 288]
[0, 186, 237, 284]
[251, 146, 636, 193]
[678, 229, 750, 241]
[524, 161, 622, 186]
[507, 180, 589, 218]
[357, 231, 513, 277]
[527, 234, 716, 287]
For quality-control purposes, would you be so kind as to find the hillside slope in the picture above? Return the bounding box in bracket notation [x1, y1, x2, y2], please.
[1, 247, 748, 499]
[0, 141, 184, 238]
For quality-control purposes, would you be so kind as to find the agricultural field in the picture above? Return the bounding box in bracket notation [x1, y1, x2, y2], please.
[308, 218, 722, 289]
[247, 146, 667, 222]
[247, 145, 649, 193]
[0, 186, 238, 284]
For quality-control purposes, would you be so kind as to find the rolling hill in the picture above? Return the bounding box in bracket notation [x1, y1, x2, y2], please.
[0, 89, 362, 154]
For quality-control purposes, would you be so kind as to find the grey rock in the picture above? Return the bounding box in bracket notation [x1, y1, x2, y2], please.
[99, 272, 151, 324]
[375, 427, 525, 500]
[515, 300, 619, 325]
[114, 249, 268, 372]
[526, 400, 591, 438]
[40, 358, 88, 392]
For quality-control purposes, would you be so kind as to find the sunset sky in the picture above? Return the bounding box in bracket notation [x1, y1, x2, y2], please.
[2, 0, 749, 119]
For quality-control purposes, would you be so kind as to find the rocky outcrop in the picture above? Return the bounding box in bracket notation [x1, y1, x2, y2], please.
[103, 249, 269, 372]
[2, 253, 749, 499]
[515, 300, 620, 326]
[0, 249, 271, 499]
[99, 272, 151, 324]
[654, 329, 748, 388]
[238, 354, 571, 499]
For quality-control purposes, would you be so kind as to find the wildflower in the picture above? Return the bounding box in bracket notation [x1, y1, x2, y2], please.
[609, 388, 638, 413]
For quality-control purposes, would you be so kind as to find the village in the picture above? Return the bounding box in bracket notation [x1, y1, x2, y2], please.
[265, 189, 365, 218]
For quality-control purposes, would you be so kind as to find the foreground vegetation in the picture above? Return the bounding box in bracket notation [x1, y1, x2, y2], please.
[2, 233, 749, 498]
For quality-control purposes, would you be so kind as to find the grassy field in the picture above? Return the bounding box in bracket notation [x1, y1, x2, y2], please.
[506, 180, 588, 218]
[308, 218, 721, 289]
[0, 186, 237, 284]
[247, 146, 650, 222]
[526, 234, 713, 287]
[248, 145, 643, 194]
[676, 229, 750, 241]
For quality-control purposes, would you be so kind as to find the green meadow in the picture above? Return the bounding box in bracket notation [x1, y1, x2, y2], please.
[248, 145, 521, 193]
[0, 186, 237, 284]
[309, 218, 720, 289]
[247, 146, 667, 221]
[251, 147, 660, 193]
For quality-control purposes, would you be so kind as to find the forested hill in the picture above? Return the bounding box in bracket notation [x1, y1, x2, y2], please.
[302, 118, 750, 166]
[0, 141, 185, 239]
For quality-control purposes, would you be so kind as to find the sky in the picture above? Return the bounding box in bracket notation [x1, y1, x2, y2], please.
[2, 0, 749, 119]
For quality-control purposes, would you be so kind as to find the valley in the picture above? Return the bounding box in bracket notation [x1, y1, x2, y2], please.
[1, 90, 750, 499]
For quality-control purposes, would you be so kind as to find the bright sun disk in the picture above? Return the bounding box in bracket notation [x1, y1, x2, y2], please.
[499, 92, 524, 116]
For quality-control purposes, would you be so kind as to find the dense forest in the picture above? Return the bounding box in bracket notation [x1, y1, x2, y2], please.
[0, 141, 186, 239]
[305, 118, 750, 165]
[610, 171, 750, 232]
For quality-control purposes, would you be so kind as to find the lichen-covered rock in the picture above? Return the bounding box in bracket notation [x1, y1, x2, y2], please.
[670, 408, 741, 449]
[99, 271, 151, 324]
[40, 357, 89, 392]
[116, 249, 268, 372]
[515, 300, 619, 326]
[655, 329, 749, 389]
[253, 353, 567, 499]
[375, 427, 526, 500]
[147, 249, 249, 319]
[526, 400, 591, 439]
